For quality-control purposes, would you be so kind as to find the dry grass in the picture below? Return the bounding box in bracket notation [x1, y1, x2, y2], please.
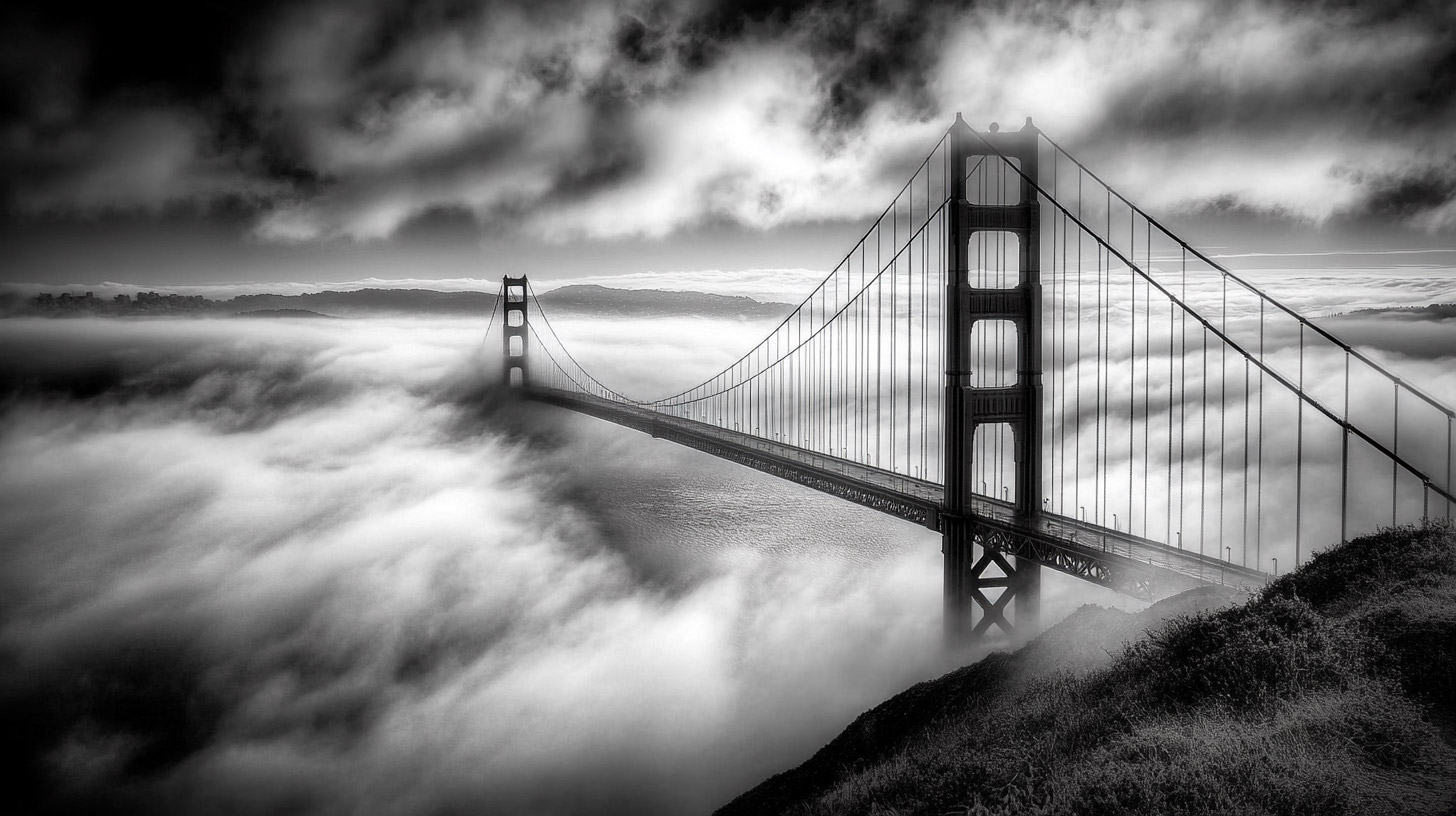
[718, 523, 1456, 816]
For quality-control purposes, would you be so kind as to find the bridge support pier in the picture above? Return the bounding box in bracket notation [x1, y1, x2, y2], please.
[944, 521, 1040, 641]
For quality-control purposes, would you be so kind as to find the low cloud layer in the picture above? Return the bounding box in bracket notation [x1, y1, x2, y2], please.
[3, 257, 1453, 811]
[0, 315, 1143, 815]
[4, 0, 1455, 243]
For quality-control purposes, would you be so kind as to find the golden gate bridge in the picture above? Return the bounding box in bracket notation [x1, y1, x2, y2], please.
[482, 115, 1456, 640]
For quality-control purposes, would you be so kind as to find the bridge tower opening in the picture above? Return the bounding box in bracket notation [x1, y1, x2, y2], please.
[502, 276, 529, 388]
[943, 115, 1043, 642]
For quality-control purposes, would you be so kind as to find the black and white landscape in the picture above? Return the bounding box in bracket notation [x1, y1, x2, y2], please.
[3, 0, 1456, 814]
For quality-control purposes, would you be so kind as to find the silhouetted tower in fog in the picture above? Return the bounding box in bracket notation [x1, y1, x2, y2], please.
[502, 276, 528, 388]
[943, 115, 1043, 640]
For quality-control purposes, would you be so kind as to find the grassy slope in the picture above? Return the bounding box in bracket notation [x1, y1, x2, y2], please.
[717, 525, 1456, 816]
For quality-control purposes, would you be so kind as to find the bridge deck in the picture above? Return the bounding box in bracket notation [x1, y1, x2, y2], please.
[527, 387, 1270, 600]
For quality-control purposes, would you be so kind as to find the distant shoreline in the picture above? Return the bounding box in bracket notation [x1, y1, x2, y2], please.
[234, 309, 337, 319]
[3, 285, 793, 321]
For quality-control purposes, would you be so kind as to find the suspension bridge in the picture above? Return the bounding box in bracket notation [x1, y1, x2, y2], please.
[482, 114, 1456, 640]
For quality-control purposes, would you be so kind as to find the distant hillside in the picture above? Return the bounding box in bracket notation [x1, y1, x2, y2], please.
[535, 284, 790, 319]
[229, 285, 792, 317]
[719, 525, 1456, 815]
[13, 285, 792, 319]
[228, 289, 496, 316]
[1316, 302, 1456, 359]
[234, 308, 335, 319]
[1329, 303, 1456, 320]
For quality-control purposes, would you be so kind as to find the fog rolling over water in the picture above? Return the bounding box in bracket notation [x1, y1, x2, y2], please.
[7, 303, 1451, 814]
[2, 314, 1069, 815]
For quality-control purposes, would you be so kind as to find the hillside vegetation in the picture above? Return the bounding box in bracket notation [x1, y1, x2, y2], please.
[718, 524, 1456, 815]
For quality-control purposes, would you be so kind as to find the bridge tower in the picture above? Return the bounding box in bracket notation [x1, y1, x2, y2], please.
[502, 276, 529, 388]
[943, 115, 1043, 642]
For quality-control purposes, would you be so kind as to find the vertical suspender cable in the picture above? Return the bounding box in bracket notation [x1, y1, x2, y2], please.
[1393, 383, 1401, 526]
[1256, 299, 1265, 569]
[1341, 351, 1350, 542]
[1296, 324, 1305, 566]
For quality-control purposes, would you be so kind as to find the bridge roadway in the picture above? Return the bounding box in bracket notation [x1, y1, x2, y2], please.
[526, 387, 1270, 600]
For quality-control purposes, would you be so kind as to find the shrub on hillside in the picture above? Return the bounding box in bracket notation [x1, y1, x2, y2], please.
[1267, 522, 1456, 613]
[1357, 588, 1456, 715]
[1109, 594, 1369, 711]
[1265, 522, 1456, 715]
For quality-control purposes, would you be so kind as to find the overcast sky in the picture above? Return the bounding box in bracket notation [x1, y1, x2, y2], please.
[2, 0, 1454, 290]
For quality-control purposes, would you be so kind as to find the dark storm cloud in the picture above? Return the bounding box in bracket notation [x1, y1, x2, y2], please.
[0, 0, 286, 103]
[1063, 0, 1456, 222]
[4, 0, 1456, 237]
[5, 104, 288, 214]
[0, 0, 295, 213]
[1093, 10, 1456, 140]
